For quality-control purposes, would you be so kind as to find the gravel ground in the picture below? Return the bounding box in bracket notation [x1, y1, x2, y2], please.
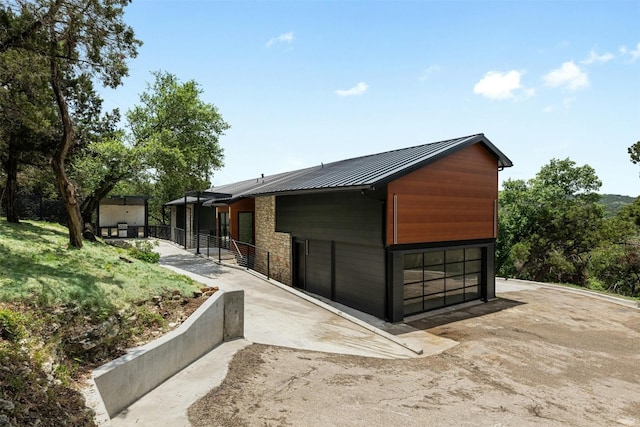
[188, 288, 640, 427]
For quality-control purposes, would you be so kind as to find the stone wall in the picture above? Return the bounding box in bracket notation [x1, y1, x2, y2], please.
[255, 196, 291, 285]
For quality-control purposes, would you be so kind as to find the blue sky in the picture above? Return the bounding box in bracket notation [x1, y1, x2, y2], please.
[100, 0, 640, 196]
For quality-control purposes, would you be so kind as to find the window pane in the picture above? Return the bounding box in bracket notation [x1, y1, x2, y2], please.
[447, 249, 465, 263]
[424, 293, 445, 310]
[424, 264, 445, 281]
[446, 262, 464, 277]
[446, 276, 465, 291]
[446, 288, 465, 305]
[424, 251, 444, 266]
[404, 268, 423, 285]
[465, 260, 482, 274]
[465, 273, 481, 286]
[404, 253, 423, 269]
[423, 278, 445, 295]
[465, 247, 482, 260]
[404, 297, 423, 315]
[465, 286, 480, 301]
[404, 282, 423, 300]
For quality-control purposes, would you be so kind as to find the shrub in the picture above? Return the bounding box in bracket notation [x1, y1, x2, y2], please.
[129, 240, 160, 263]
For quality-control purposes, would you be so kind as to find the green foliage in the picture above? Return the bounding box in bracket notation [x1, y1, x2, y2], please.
[498, 157, 640, 298]
[629, 140, 640, 165]
[128, 240, 161, 263]
[1, 0, 142, 246]
[498, 158, 604, 285]
[589, 240, 640, 297]
[126, 71, 229, 222]
[0, 308, 26, 341]
[618, 196, 640, 228]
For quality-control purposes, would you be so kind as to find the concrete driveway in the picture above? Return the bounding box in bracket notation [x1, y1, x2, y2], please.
[109, 242, 454, 426]
[109, 242, 640, 426]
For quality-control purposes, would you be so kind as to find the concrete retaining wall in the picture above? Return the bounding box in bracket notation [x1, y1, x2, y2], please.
[92, 290, 244, 418]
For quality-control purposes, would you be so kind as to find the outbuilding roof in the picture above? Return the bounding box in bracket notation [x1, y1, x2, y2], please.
[181, 133, 511, 206]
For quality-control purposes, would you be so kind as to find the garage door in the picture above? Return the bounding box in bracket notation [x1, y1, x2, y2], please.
[403, 247, 484, 316]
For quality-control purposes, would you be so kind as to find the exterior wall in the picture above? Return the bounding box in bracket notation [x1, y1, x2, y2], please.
[229, 198, 255, 241]
[254, 196, 291, 285]
[98, 204, 145, 227]
[276, 190, 385, 245]
[386, 143, 498, 245]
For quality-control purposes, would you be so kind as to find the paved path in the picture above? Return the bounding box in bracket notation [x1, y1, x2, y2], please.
[108, 242, 454, 426]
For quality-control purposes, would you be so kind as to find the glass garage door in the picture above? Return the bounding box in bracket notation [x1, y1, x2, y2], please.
[403, 247, 484, 316]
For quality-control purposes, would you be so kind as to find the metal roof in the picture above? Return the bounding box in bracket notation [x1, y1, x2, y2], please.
[197, 133, 512, 204]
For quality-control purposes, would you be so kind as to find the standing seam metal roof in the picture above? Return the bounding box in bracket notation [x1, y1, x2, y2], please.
[198, 133, 512, 205]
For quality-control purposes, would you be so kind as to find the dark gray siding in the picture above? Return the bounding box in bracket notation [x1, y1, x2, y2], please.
[305, 240, 332, 299]
[275, 191, 385, 246]
[335, 243, 386, 318]
[196, 206, 216, 232]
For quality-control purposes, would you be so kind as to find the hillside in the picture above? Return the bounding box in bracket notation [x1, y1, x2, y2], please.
[0, 219, 208, 426]
[601, 193, 637, 217]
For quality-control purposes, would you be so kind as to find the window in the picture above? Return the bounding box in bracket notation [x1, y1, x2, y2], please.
[403, 247, 485, 315]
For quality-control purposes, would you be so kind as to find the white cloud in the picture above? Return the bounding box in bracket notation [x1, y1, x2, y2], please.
[266, 32, 294, 48]
[473, 70, 529, 100]
[335, 82, 369, 97]
[581, 49, 615, 65]
[419, 65, 441, 81]
[543, 105, 554, 113]
[543, 61, 589, 91]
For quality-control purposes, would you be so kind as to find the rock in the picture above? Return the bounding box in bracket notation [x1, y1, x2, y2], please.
[152, 296, 162, 305]
[193, 290, 203, 298]
[0, 414, 13, 427]
[0, 399, 14, 411]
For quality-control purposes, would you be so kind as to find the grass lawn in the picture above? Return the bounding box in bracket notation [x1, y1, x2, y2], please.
[0, 218, 204, 426]
[0, 218, 198, 311]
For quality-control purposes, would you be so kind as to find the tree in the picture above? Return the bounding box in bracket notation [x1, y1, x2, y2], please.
[71, 130, 141, 224]
[0, 0, 141, 246]
[629, 140, 640, 165]
[0, 38, 58, 223]
[498, 158, 604, 285]
[126, 71, 229, 223]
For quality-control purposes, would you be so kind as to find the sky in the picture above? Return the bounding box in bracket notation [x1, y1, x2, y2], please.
[100, 0, 640, 196]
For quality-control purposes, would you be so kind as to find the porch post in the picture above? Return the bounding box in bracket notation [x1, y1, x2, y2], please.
[195, 192, 200, 255]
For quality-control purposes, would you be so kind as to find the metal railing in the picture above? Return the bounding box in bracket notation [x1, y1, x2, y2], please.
[152, 227, 279, 282]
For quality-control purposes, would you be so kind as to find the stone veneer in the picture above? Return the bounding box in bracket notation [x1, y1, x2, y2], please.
[254, 196, 291, 285]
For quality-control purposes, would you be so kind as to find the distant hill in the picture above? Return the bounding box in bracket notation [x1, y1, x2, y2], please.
[600, 194, 637, 217]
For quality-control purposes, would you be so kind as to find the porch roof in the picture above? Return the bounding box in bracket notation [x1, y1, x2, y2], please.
[164, 191, 232, 206]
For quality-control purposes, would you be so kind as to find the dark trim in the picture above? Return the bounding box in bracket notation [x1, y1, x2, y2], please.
[387, 238, 496, 252]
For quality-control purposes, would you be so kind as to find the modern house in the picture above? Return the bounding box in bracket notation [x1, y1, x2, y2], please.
[165, 134, 512, 322]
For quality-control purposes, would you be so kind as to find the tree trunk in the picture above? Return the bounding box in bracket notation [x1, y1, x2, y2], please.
[4, 139, 20, 223]
[50, 59, 83, 248]
[80, 177, 119, 224]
